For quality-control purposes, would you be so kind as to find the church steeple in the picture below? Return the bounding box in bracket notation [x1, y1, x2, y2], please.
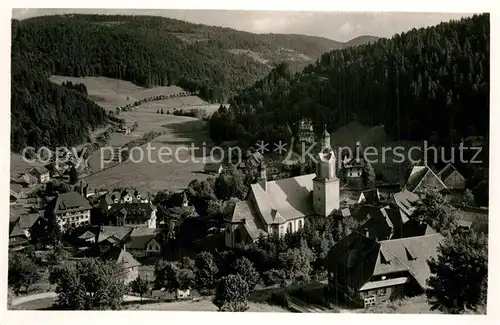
[320, 124, 331, 150]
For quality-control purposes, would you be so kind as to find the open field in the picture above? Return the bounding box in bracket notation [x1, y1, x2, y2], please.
[10, 76, 223, 192]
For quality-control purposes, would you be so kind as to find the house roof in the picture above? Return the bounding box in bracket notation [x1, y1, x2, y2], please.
[53, 192, 92, 213]
[99, 193, 114, 206]
[10, 223, 27, 238]
[18, 213, 42, 229]
[204, 163, 222, 172]
[326, 232, 445, 292]
[249, 173, 316, 225]
[108, 202, 156, 222]
[405, 165, 447, 193]
[15, 173, 38, 185]
[10, 184, 23, 195]
[29, 166, 49, 175]
[97, 226, 133, 243]
[437, 163, 465, 183]
[378, 234, 445, 288]
[102, 246, 141, 269]
[126, 228, 161, 250]
[79, 230, 96, 240]
[229, 200, 268, 240]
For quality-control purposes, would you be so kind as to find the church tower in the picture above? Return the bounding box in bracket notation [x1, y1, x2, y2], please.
[313, 127, 340, 216]
[319, 124, 331, 151]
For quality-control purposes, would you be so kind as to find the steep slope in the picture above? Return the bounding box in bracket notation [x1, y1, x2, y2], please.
[11, 14, 376, 152]
[209, 14, 489, 156]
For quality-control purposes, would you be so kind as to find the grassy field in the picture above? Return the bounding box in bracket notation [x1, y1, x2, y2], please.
[23, 76, 222, 193]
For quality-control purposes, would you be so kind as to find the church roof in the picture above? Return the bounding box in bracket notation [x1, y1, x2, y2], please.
[250, 173, 316, 225]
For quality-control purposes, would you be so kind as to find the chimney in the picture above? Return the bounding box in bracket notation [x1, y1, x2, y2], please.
[365, 228, 370, 238]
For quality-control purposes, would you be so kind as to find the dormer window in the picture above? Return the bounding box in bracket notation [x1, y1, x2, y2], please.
[405, 246, 417, 261]
[380, 249, 392, 264]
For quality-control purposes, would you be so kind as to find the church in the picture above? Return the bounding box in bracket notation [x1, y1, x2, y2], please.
[225, 128, 340, 248]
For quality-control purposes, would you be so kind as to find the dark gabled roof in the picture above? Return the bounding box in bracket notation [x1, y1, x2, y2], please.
[99, 193, 114, 206]
[437, 163, 465, 183]
[53, 192, 92, 213]
[15, 173, 38, 185]
[29, 166, 49, 175]
[10, 223, 27, 238]
[102, 246, 141, 269]
[18, 213, 42, 229]
[97, 226, 133, 243]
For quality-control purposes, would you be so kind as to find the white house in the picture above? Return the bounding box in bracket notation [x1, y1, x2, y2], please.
[51, 192, 92, 229]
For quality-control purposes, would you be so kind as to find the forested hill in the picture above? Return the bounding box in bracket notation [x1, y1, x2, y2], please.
[209, 14, 489, 152]
[12, 14, 376, 102]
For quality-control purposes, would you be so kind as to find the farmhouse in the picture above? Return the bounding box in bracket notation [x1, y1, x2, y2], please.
[225, 130, 340, 247]
[10, 183, 27, 204]
[28, 166, 50, 184]
[108, 202, 157, 228]
[102, 246, 141, 284]
[326, 232, 445, 307]
[9, 212, 45, 248]
[437, 163, 466, 190]
[403, 163, 447, 195]
[51, 192, 92, 229]
[125, 228, 162, 256]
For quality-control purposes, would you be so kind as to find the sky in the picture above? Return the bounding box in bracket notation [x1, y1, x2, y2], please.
[11, 9, 474, 42]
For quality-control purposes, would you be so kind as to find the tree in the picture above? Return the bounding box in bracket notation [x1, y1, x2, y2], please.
[49, 258, 127, 310]
[278, 240, 315, 283]
[213, 274, 250, 312]
[179, 257, 196, 270]
[413, 188, 458, 235]
[214, 167, 247, 200]
[8, 252, 42, 294]
[195, 251, 219, 294]
[155, 262, 195, 295]
[130, 276, 150, 304]
[231, 257, 260, 290]
[362, 161, 376, 188]
[473, 180, 488, 207]
[69, 166, 79, 185]
[36, 210, 62, 247]
[426, 232, 488, 313]
[460, 188, 476, 206]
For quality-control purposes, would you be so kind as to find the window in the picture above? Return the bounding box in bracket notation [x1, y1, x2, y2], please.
[378, 287, 387, 296]
[298, 220, 303, 229]
[234, 229, 242, 243]
[287, 223, 293, 233]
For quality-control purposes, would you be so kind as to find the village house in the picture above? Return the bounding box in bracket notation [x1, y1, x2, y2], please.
[50, 191, 92, 229]
[403, 163, 447, 196]
[14, 172, 38, 188]
[101, 246, 141, 284]
[437, 163, 466, 191]
[203, 162, 223, 176]
[107, 202, 157, 228]
[225, 130, 340, 248]
[125, 228, 162, 257]
[10, 183, 27, 204]
[9, 212, 45, 249]
[28, 166, 50, 184]
[325, 232, 445, 307]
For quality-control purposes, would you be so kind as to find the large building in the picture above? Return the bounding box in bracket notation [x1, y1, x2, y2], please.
[51, 192, 92, 229]
[326, 232, 445, 307]
[225, 129, 340, 248]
